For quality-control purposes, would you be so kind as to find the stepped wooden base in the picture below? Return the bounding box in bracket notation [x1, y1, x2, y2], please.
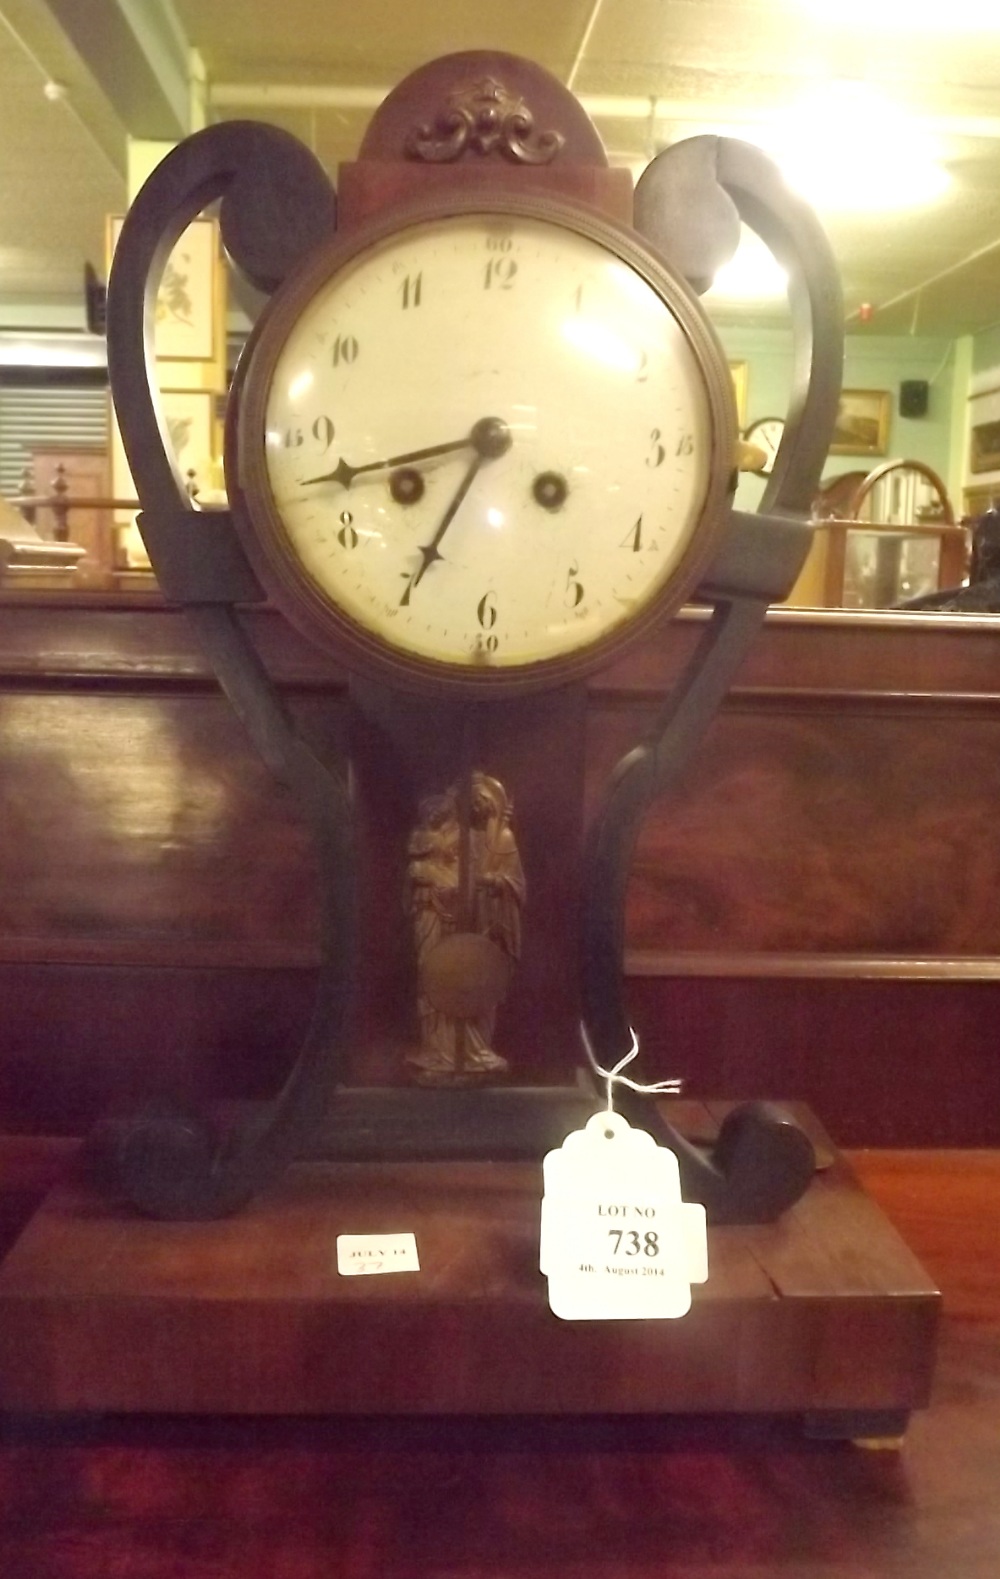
[0, 1105, 939, 1429]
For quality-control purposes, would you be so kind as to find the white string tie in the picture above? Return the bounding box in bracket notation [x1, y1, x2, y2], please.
[580, 1022, 684, 1113]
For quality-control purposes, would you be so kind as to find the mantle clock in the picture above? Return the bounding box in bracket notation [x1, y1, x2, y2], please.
[0, 53, 941, 1440]
[94, 52, 847, 1224]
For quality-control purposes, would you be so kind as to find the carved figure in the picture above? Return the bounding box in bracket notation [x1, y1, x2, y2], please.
[405, 772, 525, 1085]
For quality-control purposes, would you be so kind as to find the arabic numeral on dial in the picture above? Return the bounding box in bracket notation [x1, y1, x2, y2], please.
[475, 633, 499, 654]
[621, 515, 643, 552]
[647, 428, 666, 468]
[282, 427, 304, 447]
[400, 272, 422, 309]
[477, 591, 498, 629]
[312, 415, 335, 449]
[484, 258, 518, 290]
[675, 431, 695, 456]
[336, 510, 357, 549]
[485, 233, 513, 252]
[565, 562, 584, 608]
[331, 334, 359, 366]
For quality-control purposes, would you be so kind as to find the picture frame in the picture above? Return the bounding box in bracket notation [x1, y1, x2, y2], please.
[830, 389, 891, 457]
[107, 216, 217, 361]
[110, 388, 215, 505]
[728, 361, 748, 427]
[108, 387, 216, 568]
[159, 389, 216, 489]
[969, 418, 1000, 475]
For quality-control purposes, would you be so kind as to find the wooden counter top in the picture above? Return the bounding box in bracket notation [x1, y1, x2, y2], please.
[0, 1140, 996, 1578]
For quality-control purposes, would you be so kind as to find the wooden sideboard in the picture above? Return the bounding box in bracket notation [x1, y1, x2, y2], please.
[1, 592, 999, 1145]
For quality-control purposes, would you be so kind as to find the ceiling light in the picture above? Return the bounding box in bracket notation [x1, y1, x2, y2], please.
[703, 229, 788, 303]
[800, 0, 1000, 28]
[763, 83, 951, 212]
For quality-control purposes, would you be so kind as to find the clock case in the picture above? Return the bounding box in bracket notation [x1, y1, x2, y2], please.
[102, 52, 843, 1223]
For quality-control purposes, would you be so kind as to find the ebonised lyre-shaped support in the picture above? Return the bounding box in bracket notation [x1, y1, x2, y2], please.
[581, 137, 844, 1223]
[100, 123, 351, 1218]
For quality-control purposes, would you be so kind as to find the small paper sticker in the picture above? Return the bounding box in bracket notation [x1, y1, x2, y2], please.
[336, 1233, 420, 1277]
[540, 1111, 708, 1321]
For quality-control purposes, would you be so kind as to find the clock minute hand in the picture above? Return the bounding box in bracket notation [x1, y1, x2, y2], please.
[300, 435, 473, 489]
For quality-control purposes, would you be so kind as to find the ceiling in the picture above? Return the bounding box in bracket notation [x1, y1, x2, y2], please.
[3, 0, 1000, 340]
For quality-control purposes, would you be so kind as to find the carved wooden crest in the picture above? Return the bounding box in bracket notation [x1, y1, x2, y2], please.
[405, 75, 565, 165]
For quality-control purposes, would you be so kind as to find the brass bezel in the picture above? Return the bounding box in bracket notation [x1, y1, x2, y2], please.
[229, 189, 736, 696]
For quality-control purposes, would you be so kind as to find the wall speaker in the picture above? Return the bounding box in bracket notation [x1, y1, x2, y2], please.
[899, 379, 929, 418]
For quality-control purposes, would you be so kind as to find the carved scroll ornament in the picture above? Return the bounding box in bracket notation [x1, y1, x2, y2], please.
[405, 76, 566, 165]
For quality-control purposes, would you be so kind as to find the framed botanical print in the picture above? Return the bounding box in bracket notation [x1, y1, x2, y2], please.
[108, 216, 217, 361]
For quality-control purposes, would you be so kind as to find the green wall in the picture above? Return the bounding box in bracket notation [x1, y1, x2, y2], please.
[972, 322, 1000, 376]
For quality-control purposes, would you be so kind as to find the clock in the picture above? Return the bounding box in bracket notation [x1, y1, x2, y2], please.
[742, 415, 786, 478]
[103, 56, 843, 1222]
[230, 192, 736, 692]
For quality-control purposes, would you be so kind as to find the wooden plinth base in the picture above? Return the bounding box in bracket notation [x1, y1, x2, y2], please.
[0, 1105, 939, 1428]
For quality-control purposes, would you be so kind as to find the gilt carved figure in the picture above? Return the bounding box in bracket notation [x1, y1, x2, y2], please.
[405, 771, 525, 1086]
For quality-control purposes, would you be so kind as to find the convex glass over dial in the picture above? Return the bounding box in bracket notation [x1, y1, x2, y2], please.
[235, 198, 734, 685]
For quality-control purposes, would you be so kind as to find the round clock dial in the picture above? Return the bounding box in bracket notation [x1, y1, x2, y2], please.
[234, 196, 734, 687]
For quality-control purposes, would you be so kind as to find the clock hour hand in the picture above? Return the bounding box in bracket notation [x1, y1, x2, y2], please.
[406, 418, 512, 596]
[299, 435, 472, 489]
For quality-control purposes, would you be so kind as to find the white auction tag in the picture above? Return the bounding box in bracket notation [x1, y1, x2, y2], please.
[336, 1232, 420, 1277]
[540, 1111, 708, 1320]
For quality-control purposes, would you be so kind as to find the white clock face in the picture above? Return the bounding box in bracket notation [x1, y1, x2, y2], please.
[252, 209, 723, 674]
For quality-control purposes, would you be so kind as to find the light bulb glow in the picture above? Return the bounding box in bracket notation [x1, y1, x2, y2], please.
[772, 84, 950, 211]
[704, 230, 788, 303]
[800, 0, 1000, 29]
[560, 315, 644, 374]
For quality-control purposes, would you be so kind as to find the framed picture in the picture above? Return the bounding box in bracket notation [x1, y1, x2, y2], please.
[728, 361, 748, 427]
[111, 388, 214, 494]
[830, 389, 891, 457]
[159, 389, 215, 489]
[108, 216, 217, 361]
[970, 419, 1000, 475]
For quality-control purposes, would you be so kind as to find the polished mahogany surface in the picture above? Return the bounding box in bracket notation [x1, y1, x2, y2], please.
[0, 1141, 996, 1578]
[0, 1105, 938, 1419]
[3, 596, 1000, 1143]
